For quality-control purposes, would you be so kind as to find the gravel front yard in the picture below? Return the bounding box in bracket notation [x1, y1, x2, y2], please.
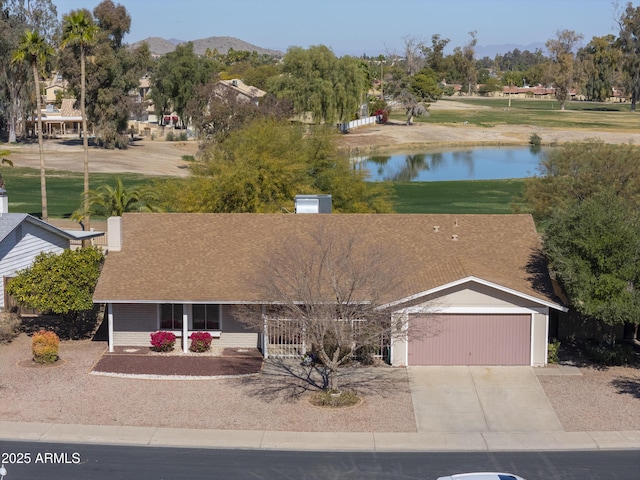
[0, 335, 415, 432]
[1, 334, 639, 432]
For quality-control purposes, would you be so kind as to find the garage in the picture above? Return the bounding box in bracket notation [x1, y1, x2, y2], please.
[407, 313, 531, 365]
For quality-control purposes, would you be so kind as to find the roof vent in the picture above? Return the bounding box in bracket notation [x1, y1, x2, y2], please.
[433, 225, 439, 232]
[294, 194, 332, 214]
[454, 218, 459, 227]
[451, 234, 458, 241]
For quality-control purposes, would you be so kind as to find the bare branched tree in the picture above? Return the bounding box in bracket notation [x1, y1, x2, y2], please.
[402, 36, 426, 76]
[239, 223, 413, 392]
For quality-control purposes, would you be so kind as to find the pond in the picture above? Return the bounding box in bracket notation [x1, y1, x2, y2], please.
[357, 146, 547, 182]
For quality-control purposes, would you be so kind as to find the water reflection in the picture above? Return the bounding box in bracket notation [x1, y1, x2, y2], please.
[359, 147, 546, 182]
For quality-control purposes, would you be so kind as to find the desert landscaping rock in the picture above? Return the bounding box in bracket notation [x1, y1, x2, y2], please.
[1, 334, 638, 432]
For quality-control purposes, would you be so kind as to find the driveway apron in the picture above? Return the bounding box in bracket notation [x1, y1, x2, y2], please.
[407, 366, 563, 433]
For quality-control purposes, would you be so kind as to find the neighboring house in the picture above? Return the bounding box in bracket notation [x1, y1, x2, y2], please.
[213, 79, 266, 105]
[38, 98, 84, 137]
[0, 192, 104, 310]
[93, 212, 565, 366]
[44, 72, 66, 105]
[498, 85, 580, 100]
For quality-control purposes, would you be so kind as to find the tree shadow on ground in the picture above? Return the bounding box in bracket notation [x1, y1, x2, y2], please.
[239, 357, 409, 403]
[611, 376, 640, 399]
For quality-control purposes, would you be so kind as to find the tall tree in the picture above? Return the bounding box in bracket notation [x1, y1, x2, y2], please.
[462, 31, 478, 95]
[60, 1, 149, 149]
[402, 36, 425, 76]
[543, 191, 640, 340]
[521, 140, 640, 223]
[578, 35, 620, 102]
[269, 45, 367, 124]
[92, 0, 128, 48]
[12, 29, 53, 220]
[618, 2, 640, 111]
[422, 34, 450, 81]
[150, 42, 216, 129]
[0, 0, 58, 143]
[546, 29, 583, 110]
[61, 9, 99, 229]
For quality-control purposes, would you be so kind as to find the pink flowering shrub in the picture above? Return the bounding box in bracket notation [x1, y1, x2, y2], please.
[189, 331, 213, 353]
[150, 331, 176, 352]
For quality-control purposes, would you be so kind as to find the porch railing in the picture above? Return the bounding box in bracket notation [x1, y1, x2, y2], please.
[264, 317, 390, 362]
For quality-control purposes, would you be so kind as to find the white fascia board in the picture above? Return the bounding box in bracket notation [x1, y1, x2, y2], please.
[399, 305, 548, 315]
[92, 299, 265, 304]
[382, 276, 567, 312]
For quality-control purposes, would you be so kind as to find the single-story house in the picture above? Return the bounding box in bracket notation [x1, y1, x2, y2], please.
[0, 192, 104, 309]
[93, 212, 565, 366]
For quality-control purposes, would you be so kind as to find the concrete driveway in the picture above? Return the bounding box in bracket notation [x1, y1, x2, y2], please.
[408, 366, 563, 433]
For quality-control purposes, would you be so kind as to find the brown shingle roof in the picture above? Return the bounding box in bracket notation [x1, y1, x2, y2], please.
[93, 213, 557, 306]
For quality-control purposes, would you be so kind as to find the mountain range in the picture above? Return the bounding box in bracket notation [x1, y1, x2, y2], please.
[132, 36, 544, 59]
[130, 36, 282, 56]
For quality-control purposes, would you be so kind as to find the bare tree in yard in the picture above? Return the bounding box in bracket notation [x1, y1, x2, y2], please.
[242, 224, 411, 392]
[403, 36, 426, 76]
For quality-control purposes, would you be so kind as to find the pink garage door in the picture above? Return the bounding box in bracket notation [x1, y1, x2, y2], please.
[408, 314, 531, 365]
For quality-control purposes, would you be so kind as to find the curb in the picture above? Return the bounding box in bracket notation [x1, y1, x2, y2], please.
[1, 421, 639, 452]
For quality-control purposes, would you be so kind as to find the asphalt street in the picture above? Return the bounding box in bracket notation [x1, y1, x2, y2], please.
[0, 441, 639, 480]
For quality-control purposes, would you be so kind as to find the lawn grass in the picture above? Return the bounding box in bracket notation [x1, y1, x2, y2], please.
[2, 167, 155, 218]
[390, 97, 640, 131]
[392, 179, 525, 214]
[5, 165, 524, 217]
[5, 95, 629, 217]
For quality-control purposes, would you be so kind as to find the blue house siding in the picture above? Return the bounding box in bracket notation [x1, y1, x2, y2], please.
[0, 216, 71, 308]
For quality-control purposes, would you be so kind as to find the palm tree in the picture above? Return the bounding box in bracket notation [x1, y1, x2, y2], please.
[12, 30, 53, 221]
[61, 11, 99, 229]
[72, 177, 160, 220]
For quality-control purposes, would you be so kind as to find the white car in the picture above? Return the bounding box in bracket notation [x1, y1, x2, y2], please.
[437, 473, 527, 480]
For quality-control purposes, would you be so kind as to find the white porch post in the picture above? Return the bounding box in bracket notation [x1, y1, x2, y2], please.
[182, 304, 188, 353]
[262, 305, 268, 359]
[107, 303, 114, 353]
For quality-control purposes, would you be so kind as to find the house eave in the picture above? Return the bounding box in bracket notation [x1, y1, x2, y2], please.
[381, 276, 568, 312]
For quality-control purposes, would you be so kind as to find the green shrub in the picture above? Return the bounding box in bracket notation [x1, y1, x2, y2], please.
[355, 344, 377, 365]
[0, 311, 21, 342]
[548, 339, 561, 364]
[32, 329, 60, 364]
[529, 132, 542, 145]
[309, 389, 360, 407]
[179, 131, 188, 141]
[166, 131, 175, 141]
[585, 343, 634, 366]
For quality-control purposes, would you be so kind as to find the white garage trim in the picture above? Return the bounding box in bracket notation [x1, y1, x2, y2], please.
[400, 305, 546, 315]
[383, 276, 567, 312]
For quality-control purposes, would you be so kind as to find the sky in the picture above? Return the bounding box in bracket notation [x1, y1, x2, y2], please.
[51, 0, 623, 56]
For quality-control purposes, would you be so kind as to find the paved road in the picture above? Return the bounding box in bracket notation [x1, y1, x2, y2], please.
[1, 441, 638, 479]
